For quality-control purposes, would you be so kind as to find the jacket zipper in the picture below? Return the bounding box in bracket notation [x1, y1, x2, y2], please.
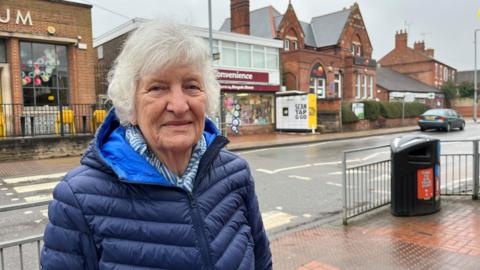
[188, 192, 214, 270]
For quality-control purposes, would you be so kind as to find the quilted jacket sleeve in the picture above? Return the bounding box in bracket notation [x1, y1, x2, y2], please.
[246, 173, 272, 270]
[41, 179, 98, 270]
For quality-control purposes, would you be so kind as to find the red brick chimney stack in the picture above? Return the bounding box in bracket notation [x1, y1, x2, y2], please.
[395, 29, 408, 49]
[230, 0, 250, 35]
[424, 48, 434, 57]
[414, 41, 425, 52]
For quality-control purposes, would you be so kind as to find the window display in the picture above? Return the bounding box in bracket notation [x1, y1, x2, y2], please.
[20, 42, 69, 106]
[224, 93, 274, 128]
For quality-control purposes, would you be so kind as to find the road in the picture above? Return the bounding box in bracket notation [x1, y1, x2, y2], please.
[0, 122, 479, 244]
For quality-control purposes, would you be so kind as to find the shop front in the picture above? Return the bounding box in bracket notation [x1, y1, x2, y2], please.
[0, 0, 95, 137]
[217, 69, 280, 136]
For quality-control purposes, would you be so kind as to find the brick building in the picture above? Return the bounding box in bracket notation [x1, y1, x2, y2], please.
[94, 19, 282, 136]
[377, 66, 443, 108]
[0, 0, 95, 135]
[379, 30, 456, 89]
[221, 1, 377, 130]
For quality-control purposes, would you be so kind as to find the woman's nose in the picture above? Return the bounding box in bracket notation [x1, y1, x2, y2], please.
[166, 85, 189, 114]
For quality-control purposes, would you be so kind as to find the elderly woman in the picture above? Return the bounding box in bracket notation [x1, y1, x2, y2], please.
[40, 21, 272, 270]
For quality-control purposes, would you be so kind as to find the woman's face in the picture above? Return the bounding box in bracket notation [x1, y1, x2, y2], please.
[133, 64, 207, 154]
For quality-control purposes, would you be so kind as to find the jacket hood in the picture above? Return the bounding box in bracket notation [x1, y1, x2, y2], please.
[81, 109, 222, 185]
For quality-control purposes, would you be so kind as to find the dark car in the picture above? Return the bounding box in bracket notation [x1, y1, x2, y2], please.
[417, 109, 465, 132]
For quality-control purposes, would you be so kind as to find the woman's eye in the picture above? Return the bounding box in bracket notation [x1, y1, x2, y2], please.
[185, 84, 201, 92]
[148, 85, 167, 92]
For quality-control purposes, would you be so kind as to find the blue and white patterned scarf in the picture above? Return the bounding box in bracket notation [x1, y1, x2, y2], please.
[125, 125, 206, 193]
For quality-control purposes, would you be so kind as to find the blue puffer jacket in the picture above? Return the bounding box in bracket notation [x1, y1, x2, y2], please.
[41, 111, 272, 270]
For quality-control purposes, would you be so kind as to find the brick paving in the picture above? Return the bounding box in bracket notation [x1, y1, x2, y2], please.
[271, 196, 480, 270]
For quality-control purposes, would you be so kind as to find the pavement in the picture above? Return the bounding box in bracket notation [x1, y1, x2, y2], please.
[2, 123, 480, 269]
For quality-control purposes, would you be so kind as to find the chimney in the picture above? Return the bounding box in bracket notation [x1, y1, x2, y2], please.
[413, 41, 425, 52]
[230, 0, 250, 35]
[424, 48, 434, 57]
[395, 29, 408, 49]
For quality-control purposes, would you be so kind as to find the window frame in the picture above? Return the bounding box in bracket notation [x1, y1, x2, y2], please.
[315, 78, 326, 98]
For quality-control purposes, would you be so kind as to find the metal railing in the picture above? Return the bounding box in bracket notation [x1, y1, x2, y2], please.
[0, 235, 43, 270]
[0, 104, 106, 138]
[342, 139, 480, 225]
[342, 145, 391, 225]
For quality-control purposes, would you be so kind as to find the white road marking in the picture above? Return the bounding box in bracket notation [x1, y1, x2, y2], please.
[312, 161, 341, 166]
[328, 171, 342, 175]
[361, 151, 390, 161]
[4, 172, 66, 184]
[11, 198, 19, 201]
[326, 181, 343, 187]
[1, 187, 7, 191]
[24, 194, 53, 203]
[275, 206, 283, 210]
[302, 213, 312, 218]
[256, 158, 367, 175]
[13, 181, 58, 193]
[261, 211, 296, 230]
[6, 192, 13, 196]
[41, 209, 48, 218]
[238, 148, 272, 155]
[288, 175, 312, 181]
[34, 219, 43, 224]
[24, 211, 33, 215]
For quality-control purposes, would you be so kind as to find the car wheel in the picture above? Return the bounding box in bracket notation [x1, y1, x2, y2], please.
[460, 122, 465, 130]
[420, 127, 426, 132]
[446, 123, 451, 132]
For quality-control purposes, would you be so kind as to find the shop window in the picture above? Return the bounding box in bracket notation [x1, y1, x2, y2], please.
[334, 73, 342, 98]
[284, 39, 290, 51]
[237, 43, 251, 68]
[266, 48, 278, 69]
[221, 41, 236, 67]
[309, 63, 326, 98]
[0, 39, 6, 63]
[253, 45, 265, 69]
[224, 93, 274, 126]
[20, 41, 69, 106]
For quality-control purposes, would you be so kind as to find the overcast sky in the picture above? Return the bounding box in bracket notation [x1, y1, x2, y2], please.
[74, 0, 479, 71]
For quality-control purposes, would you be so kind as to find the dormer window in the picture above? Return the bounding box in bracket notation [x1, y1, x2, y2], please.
[292, 40, 298, 50]
[284, 39, 290, 51]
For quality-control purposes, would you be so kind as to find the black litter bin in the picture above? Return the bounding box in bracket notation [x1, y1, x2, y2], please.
[390, 135, 441, 216]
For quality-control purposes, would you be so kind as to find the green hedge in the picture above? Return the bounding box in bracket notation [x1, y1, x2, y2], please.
[363, 100, 381, 120]
[379, 101, 429, 118]
[342, 103, 359, 123]
[342, 101, 429, 123]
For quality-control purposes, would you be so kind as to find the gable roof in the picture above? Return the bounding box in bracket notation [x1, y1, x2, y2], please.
[220, 6, 282, 39]
[310, 8, 352, 47]
[377, 66, 442, 93]
[219, 5, 352, 48]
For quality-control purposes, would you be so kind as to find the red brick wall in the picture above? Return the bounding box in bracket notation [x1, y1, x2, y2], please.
[0, 0, 95, 105]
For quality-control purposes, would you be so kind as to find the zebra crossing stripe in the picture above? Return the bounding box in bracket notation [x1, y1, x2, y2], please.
[13, 181, 58, 193]
[3, 172, 66, 184]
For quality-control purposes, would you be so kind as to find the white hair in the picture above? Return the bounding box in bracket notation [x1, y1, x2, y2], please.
[107, 20, 220, 125]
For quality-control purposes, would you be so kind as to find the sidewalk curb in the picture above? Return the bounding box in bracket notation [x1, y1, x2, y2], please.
[227, 127, 418, 152]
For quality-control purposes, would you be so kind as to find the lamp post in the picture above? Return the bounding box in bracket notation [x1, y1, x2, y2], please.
[474, 29, 480, 123]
